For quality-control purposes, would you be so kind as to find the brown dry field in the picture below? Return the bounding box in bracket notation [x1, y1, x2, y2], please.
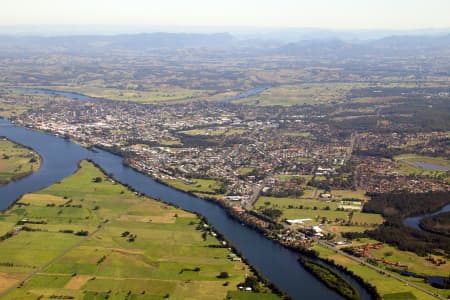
[0, 272, 28, 293]
[64, 275, 92, 290]
[18, 194, 67, 206]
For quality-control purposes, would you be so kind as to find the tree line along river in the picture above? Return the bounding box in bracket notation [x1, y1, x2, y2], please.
[0, 88, 376, 299]
[6, 86, 449, 298]
[0, 117, 376, 300]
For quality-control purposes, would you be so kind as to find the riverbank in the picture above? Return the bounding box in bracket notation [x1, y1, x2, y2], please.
[118, 150, 378, 300]
[420, 211, 450, 237]
[299, 257, 360, 300]
[9, 117, 443, 300]
[405, 201, 450, 233]
[147, 159, 449, 300]
[0, 160, 281, 299]
[0, 118, 354, 299]
[86, 158, 286, 298]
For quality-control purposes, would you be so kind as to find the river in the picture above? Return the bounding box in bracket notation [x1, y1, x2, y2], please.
[412, 161, 450, 172]
[0, 120, 376, 299]
[217, 86, 271, 103]
[14, 87, 101, 102]
[14, 86, 270, 104]
[404, 203, 450, 231]
[0, 85, 375, 299]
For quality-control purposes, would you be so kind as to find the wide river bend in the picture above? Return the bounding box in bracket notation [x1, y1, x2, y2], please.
[0, 87, 374, 299]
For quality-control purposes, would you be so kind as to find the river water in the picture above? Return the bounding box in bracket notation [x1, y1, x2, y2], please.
[14, 88, 101, 102]
[0, 87, 374, 299]
[218, 86, 270, 103]
[413, 161, 450, 172]
[14, 86, 270, 104]
[404, 203, 450, 231]
[0, 120, 376, 299]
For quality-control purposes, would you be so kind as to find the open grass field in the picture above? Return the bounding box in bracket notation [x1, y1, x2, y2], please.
[0, 161, 279, 300]
[234, 80, 450, 107]
[331, 190, 369, 201]
[180, 127, 249, 138]
[159, 139, 183, 146]
[282, 132, 312, 137]
[236, 83, 362, 106]
[394, 154, 450, 170]
[312, 245, 444, 300]
[394, 154, 450, 183]
[273, 174, 312, 183]
[394, 154, 450, 168]
[38, 85, 209, 104]
[161, 178, 224, 195]
[0, 138, 41, 185]
[0, 90, 56, 118]
[369, 244, 450, 277]
[256, 196, 383, 226]
[181, 128, 227, 137]
[35, 84, 249, 104]
[0, 104, 30, 118]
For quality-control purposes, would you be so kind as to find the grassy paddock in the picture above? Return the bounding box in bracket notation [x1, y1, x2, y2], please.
[0, 138, 41, 185]
[312, 245, 447, 299]
[256, 196, 383, 226]
[0, 161, 279, 299]
[161, 177, 224, 195]
[394, 154, 450, 183]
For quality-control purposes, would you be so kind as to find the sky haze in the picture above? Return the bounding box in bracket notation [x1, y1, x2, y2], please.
[2, 0, 450, 30]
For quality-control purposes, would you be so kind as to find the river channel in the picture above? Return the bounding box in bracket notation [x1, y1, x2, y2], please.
[0, 87, 374, 299]
[404, 203, 450, 231]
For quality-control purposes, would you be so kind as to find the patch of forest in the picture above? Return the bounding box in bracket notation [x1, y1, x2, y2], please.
[359, 191, 450, 256]
[332, 96, 450, 132]
[420, 211, 450, 238]
[363, 191, 450, 219]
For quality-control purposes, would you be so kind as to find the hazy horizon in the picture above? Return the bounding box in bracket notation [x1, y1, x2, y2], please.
[0, 25, 449, 42]
[2, 0, 450, 33]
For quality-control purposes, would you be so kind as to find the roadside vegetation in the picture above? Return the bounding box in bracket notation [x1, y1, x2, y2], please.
[312, 244, 441, 300]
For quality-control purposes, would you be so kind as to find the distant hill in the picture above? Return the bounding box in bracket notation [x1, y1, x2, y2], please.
[276, 39, 369, 57]
[1, 32, 450, 58]
[275, 34, 450, 58]
[0, 32, 236, 55]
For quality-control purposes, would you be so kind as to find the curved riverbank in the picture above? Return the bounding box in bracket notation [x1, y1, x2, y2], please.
[419, 211, 450, 237]
[12, 85, 272, 104]
[1, 118, 366, 300]
[299, 257, 360, 300]
[12, 87, 104, 102]
[119, 155, 380, 299]
[85, 157, 285, 296]
[404, 202, 450, 232]
[108, 150, 378, 300]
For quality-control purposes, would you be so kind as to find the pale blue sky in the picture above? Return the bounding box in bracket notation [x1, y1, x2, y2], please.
[2, 0, 450, 29]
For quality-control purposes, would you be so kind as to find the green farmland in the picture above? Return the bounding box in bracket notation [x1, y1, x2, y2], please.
[0, 161, 278, 300]
[0, 138, 41, 185]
